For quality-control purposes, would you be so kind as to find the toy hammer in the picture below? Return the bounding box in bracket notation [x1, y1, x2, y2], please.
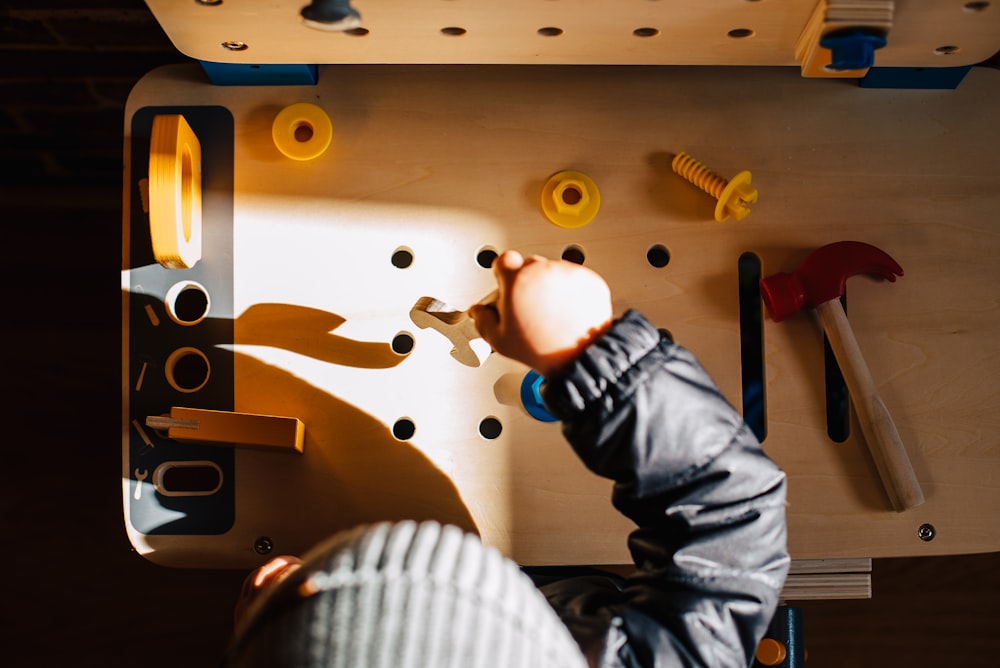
[410, 289, 499, 367]
[760, 241, 924, 512]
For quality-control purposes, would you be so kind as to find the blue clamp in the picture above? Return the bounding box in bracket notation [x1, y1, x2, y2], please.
[199, 62, 319, 86]
[520, 370, 558, 422]
[819, 29, 887, 71]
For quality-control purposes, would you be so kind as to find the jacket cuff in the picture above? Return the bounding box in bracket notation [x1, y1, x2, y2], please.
[541, 310, 664, 419]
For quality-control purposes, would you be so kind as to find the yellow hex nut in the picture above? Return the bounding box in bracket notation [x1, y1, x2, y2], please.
[553, 178, 591, 216]
[541, 170, 601, 228]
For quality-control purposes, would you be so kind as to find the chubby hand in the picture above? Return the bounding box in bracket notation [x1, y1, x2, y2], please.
[233, 555, 303, 630]
[469, 250, 613, 377]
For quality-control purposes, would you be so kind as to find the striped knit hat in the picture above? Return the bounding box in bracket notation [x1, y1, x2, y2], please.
[224, 520, 589, 668]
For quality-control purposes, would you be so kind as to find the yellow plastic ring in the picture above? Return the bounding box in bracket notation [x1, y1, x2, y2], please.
[272, 102, 333, 161]
[540, 170, 601, 229]
[149, 114, 202, 269]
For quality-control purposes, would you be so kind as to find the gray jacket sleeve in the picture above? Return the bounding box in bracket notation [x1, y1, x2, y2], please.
[538, 310, 790, 668]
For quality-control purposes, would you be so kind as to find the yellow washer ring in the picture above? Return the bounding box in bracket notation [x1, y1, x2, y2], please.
[149, 114, 202, 269]
[540, 170, 601, 229]
[272, 102, 333, 161]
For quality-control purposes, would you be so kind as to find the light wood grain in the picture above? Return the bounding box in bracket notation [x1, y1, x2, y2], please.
[816, 299, 924, 511]
[144, 0, 1000, 68]
[123, 64, 1000, 568]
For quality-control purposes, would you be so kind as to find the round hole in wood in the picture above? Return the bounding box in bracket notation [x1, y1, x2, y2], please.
[728, 28, 754, 38]
[392, 418, 416, 440]
[479, 417, 503, 440]
[561, 245, 585, 264]
[477, 247, 499, 268]
[392, 247, 414, 268]
[646, 244, 671, 268]
[391, 332, 415, 355]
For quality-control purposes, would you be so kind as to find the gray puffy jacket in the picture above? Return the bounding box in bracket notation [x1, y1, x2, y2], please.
[530, 310, 790, 667]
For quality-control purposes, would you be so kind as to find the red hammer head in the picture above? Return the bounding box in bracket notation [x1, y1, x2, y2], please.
[760, 241, 904, 322]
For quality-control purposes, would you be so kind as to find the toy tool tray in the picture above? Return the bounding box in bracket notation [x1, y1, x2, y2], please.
[122, 64, 1000, 569]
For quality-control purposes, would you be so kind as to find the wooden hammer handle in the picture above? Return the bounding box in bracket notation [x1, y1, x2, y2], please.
[815, 299, 924, 511]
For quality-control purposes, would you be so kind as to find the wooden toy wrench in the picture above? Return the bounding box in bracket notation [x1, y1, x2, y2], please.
[410, 289, 498, 367]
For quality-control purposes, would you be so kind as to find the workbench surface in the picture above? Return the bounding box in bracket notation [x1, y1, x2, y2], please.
[122, 63, 1000, 569]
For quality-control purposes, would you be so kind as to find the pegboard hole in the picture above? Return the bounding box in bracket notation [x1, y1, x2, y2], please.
[538, 27, 563, 37]
[441, 27, 467, 36]
[392, 418, 416, 441]
[392, 247, 414, 268]
[165, 347, 210, 393]
[478, 417, 503, 440]
[561, 245, 586, 264]
[477, 247, 499, 268]
[293, 122, 314, 143]
[964, 2, 990, 11]
[934, 45, 961, 55]
[633, 27, 659, 38]
[391, 332, 415, 355]
[646, 244, 671, 268]
[728, 28, 755, 38]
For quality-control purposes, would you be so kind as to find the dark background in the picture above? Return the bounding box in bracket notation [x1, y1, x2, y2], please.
[2, 2, 998, 666]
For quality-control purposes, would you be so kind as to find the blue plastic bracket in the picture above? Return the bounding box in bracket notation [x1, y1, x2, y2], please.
[860, 66, 973, 89]
[199, 62, 319, 86]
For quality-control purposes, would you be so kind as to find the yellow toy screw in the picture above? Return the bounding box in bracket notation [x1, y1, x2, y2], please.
[671, 151, 757, 222]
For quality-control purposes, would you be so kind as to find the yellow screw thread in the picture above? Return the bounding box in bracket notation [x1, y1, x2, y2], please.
[671, 151, 727, 200]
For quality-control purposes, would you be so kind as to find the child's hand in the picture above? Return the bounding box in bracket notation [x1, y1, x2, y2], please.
[233, 555, 303, 630]
[469, 250, 612, 377]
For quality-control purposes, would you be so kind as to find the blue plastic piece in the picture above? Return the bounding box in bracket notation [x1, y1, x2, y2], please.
[819, 29, 887, 71]
[520, 370, 558, 422]
[199, 62, 319, 86]
[861, 66, 972, 90]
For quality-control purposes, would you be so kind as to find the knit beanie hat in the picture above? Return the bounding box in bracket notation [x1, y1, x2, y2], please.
[224, 520, 589, 668]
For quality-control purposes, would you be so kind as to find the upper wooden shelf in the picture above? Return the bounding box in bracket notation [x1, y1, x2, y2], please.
[145, 0, 1000, 68]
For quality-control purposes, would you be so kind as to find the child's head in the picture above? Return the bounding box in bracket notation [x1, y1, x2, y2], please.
[224, 520, 588, 668]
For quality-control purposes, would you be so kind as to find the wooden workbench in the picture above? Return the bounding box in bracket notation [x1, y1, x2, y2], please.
[122, 63, 1000, 570]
